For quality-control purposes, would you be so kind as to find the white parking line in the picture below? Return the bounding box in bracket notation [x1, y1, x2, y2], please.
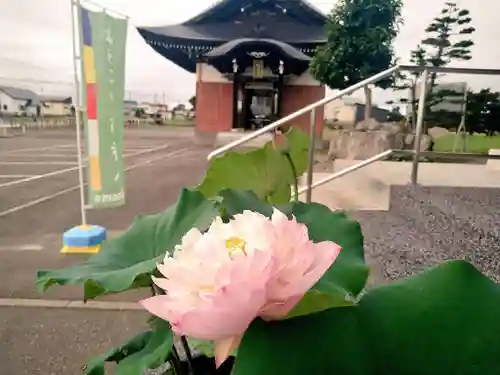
[0, 147, 192, 218]
[0, 145, 169, 161]
[0, 144, 73, 155]
[2, 150, 153, 160]
[0, 166, 78, 189]
[124, 145, 154, 147]
[0, 161, 78, 166]
[0, 143, 173, 189]
[123, 149, 155, 153]
[0, 244, 43, 251]
[124, 145, 164, 149]
[123, 144, 172, 157]
[0, 298, 142, 311]
[0, 174, 39, 178]
[2, 154, 80, 158]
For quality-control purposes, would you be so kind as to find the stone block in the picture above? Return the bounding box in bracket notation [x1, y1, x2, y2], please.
[487, 149, 500, 171]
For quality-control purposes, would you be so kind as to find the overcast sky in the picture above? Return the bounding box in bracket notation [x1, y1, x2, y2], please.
[0, 0, 499, 106]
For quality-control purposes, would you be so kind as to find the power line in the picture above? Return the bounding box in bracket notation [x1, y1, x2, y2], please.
[0, 56, 68, 73]
[0, 76, 73, 86]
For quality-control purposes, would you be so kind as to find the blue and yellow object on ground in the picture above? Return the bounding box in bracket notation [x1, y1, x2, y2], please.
[61, 225, 107, 254]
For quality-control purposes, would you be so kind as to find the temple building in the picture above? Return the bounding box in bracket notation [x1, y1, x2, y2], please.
[138, 0, 327, 135]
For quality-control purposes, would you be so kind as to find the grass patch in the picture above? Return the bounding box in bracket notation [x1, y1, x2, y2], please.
[433, 134, 500, 154]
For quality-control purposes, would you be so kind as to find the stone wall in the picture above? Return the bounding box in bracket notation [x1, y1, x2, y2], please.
[327, 129, 401, 159]
[327, 119, 432, 160]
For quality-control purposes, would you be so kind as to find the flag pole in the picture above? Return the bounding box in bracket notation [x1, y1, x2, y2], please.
[61, 0, 107, 255]
[70, 0, 88, 225]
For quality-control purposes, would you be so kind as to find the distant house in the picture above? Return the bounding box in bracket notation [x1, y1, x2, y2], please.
[41, 96, 73, 116]
[151, 103, 168, 114]
[0, 85, 40, 116]
[324, 98, 393, 127]
[138, 102, 169, 117]
[138, 102, 154, 115]
[124, 100, 138, 116]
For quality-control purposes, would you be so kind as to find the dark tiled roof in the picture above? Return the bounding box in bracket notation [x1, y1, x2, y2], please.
[41, 96, 72, 103]
[0, 85, 40, 104]
[140, 20, 326, 44]
[137, 0, 327, 72]
[184, 0, 327, 26]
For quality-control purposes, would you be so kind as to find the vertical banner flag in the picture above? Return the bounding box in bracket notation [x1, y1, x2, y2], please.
[79, 6, 127, 208]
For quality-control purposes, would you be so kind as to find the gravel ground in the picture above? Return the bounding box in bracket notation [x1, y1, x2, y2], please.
[351, 185, 500, 283]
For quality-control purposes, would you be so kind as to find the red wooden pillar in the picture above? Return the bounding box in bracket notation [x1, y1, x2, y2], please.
[195, 63, 234, 133]
[281, 84, 325, 136]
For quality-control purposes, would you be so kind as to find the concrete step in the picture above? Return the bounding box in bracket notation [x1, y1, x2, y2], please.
[332, 160, 500, 187]
[194, 130, 273, 149]
[215, 131, 272, 148]
[487, 149, 500, 171]
[299, 159, 500, 211]
[298, 171, 391, 211]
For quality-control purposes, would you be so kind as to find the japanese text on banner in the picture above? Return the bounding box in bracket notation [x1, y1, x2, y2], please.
[79, 8, 127, 208]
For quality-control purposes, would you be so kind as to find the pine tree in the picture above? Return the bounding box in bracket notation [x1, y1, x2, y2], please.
[189, 95, 196, 109]
[422, 2, 475, 89]
[390, 2, 475, 128]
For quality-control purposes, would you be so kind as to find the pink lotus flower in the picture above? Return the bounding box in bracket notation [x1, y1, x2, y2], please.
[140, 209, 341, 367]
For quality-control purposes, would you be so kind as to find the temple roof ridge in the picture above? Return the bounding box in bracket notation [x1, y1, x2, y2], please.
[177, 0, 327, 26]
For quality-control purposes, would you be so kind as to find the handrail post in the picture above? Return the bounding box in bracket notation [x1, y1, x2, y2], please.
[411, 68, 429, 185]
[305, 108, 317, 203]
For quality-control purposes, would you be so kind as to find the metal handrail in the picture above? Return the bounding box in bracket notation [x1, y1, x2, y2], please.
[398, 65, 500, 75]
[413, 151, 500, 160]
[206, 65, 400, 160]
[297, 150, 393, 194]
[207, 64, 500, 202]
[207, 64, 500, 161]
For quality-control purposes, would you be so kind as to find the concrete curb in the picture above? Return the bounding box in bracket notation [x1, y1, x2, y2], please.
[0, 298, 143, 311]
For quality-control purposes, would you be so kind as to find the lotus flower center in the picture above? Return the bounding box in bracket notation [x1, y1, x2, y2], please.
[225, 237, 247, 256]
[199, 285, 215, 293]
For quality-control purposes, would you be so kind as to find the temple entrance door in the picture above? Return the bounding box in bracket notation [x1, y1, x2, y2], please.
[242, 82, 280, 130]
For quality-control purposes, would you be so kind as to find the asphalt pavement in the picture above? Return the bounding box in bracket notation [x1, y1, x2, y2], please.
[0, 128, 208, 374]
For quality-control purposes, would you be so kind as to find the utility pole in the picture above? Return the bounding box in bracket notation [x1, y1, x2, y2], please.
[40, 86, 44, 128]
[70, 0, 88, 225]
